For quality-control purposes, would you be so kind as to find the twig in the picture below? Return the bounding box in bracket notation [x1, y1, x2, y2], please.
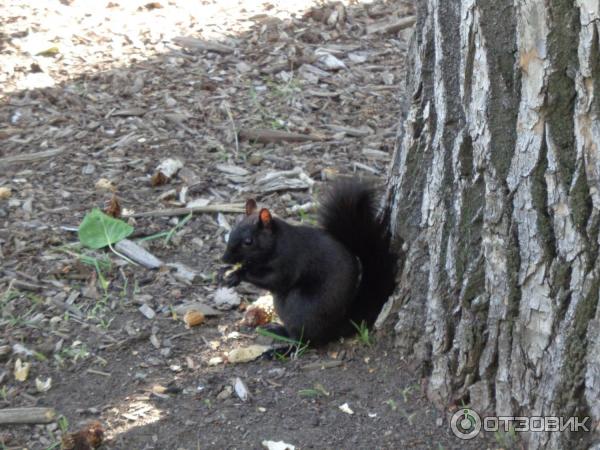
[366, 16, 416, 35]
[222, 101, 239, 157]
[86, 368, 111, 377]
[123, 203, 245, 218]
[0, 148, 65, 167]
[238, 128, 326, 143]
[9, 279, 44, 292]
[0, 407, 57, 424]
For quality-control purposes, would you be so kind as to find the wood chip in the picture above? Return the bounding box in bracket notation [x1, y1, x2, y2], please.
[138, 303, 156, 319]
[110, 108, 146, 117]
[366, 16, 416, 35]
[239, 128, 325, 143]
[114, 239, 163, 269]
[173, 36, 234, 54]
[215, 164, 250, 176]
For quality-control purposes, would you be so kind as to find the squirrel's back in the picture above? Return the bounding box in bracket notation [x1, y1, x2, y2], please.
[319, 179, 397, 328]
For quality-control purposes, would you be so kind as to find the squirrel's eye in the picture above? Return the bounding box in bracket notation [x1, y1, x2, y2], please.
[243, 237, 253, 246]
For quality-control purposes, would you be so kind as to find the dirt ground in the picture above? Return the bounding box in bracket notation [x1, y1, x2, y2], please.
[1, 1, 501, 449]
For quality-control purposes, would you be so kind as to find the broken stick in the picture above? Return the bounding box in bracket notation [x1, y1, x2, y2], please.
[0, 148, 65, 167]
[123, 203, 245, 219]
[0, 407, 57, 425]
[366, 16, 416, 35]
[239, 128, 325, 143]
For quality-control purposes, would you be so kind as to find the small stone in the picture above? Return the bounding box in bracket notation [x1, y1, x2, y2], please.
[139, 304, 156, 319]
[214, 287, 240, 310]
[216, 385, 233, 400]
[82, 164, 95, 175]
[248, 152, 264, 166]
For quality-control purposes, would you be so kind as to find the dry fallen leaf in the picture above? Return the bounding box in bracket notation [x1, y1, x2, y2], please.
[183, 310, 205, 327]
[61, 421, 104, 450]
[208, 356, 223, 366]
[339, 403, 354, 415]
[233, 377, 250, 401]
[0, 187, 11, 199]
[104, 194, 121, 218]
[14, 358, 31, 382]
[151, 158, 183, 186]
[241, 304, 273, 327]
[150, 171, 168, 186]
[227, 345, 271, 363]
[152, 384, 167, 394]
[35, 376, 52, 392]
[95, 178, 116, 192]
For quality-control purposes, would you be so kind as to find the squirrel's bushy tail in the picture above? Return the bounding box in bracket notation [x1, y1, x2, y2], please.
[319, 179, 397, 328]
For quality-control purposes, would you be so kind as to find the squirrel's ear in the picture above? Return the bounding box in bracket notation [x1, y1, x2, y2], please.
[245, 199, 257, 216]
[258, 208, 272, 228]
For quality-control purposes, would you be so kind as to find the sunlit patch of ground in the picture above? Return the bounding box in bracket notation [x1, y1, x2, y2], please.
[1, 0, 369, 94]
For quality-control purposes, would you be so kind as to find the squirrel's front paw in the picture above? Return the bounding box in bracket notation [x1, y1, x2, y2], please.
[219, 264, 243, 287]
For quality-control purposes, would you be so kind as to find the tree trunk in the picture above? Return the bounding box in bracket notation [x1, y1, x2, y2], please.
[383, 1, 600, 448]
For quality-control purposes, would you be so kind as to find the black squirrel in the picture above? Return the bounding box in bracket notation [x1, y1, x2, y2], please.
[221, 179, 396, 346]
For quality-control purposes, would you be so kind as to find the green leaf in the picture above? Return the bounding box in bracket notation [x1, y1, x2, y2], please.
[36, 46, 60, 57]
[78, 208, 133, 249]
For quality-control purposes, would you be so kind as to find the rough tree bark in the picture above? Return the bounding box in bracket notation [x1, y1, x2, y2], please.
[383, 1, 600, 449]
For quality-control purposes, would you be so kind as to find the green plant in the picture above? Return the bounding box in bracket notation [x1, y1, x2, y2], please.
[79, 254, 112, 293]
[59, 344, 90, 363]
[55, 244, 113, 294]
[400, 385, 414, 403]
[298, 383, 329, 398]
[351, 320, 372, 347]
[98, 316, 114, 330]
[298, 388, 321, 398]
[1, 290, 42, 328]
[137, 212, 193, 244]
[78, 208, 133, 249]
[58, 415, 69, 433]
[78, 208, 135, 266]
[256, 327, 309, 359]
